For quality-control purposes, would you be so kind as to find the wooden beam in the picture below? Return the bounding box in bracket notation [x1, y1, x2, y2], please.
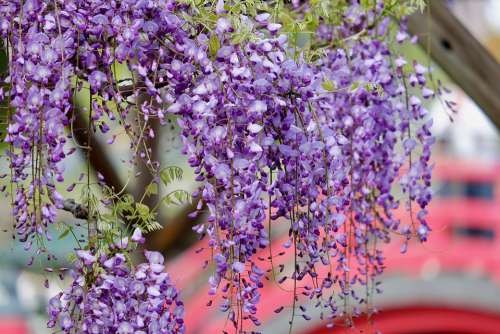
[408, 0, 500, 129]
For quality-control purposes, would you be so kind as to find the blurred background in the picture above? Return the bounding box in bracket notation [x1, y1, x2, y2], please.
[2, 1, 500, 333]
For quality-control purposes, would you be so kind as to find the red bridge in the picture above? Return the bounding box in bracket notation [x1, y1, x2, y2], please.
[168, 159, 500, 334]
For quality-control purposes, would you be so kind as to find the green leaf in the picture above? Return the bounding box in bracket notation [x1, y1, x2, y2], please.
[163, 190, 191, 206]
[409, 0, 426, 13]
[97, 220, 113, 232]
[350, 81, 360, 92]
[136, 203, 150, 217]
[145, 182, 158, 196]
[160, 166, 183, 186]
[231, 32, 246, 45]
[140, 220, 163, 233]
[174, 190, 190, 204]
[58, 227, 71, 240]
[101, 213, 115, 222]
[321, 80, 336, 92]
[208, 33, 221, 57]
[67, 252, 77, 263]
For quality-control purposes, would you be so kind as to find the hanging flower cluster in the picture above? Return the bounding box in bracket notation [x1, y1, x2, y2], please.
[47, 229, 185, 333]
[174, 16, 296, 325]
[177, 3, 435, 328]
[0, 0, 202, 250]
[1, 0, 438, 332]
[2, 1, 194, 332]
[1, 0, 76, 248]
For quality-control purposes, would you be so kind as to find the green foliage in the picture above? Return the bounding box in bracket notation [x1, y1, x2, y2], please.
[174, 0, 427, 62]
[407, 0, 427, 13]
[82, 164, 189, 249]
[321, 80, 337, 92]
[111, 194, 163, 234]
[365, 82, 385, 97]
[144, 182, 159, 196]
[208, 33, 221, 58]
[67, 251, 78, 264]
[160, 166, 183, 186]
[162, 189, 191, 206]
[383, 0, 427, 17]
[58, 227, 72, 240]
[131, 202, 163, 233]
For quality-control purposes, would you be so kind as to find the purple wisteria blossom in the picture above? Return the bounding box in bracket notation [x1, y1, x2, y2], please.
[1, 0, 438, 331]
[1, 0, 75, 249]
[175, 1, 435, 328]
[48, 230, 185, 333]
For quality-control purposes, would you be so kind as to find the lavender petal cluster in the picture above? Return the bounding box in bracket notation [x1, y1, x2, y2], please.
[174, 2, 435, 326]
[1, 0, 76, 248]
[1, 0, 197, 249]
[47, 230, 185, 333]
[1, 0, 438, 330]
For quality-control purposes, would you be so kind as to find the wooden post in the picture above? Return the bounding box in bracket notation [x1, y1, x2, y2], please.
[408, 0, 500, 129]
